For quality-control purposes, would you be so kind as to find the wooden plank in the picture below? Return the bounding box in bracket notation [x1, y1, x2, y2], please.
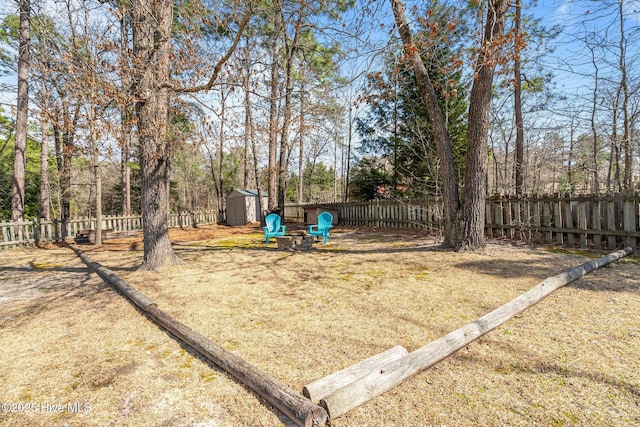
[303, 345, 408, 403]
[525, 199, 533, 242]
[565, 198, 575, 247]
[496, 199, 504, 238]
[607, 200, 617, 249]
[486, 202, 493, 239]
[554, 196, 564, 246]
[592, 200, 602, 250]
[578, 202, 588, 249]
[508, 198, 515, 239]
[543, 201, 552, 244]
[319, 247, 633, 419]
[513, 200, 522, 240]
[623, 190, 637, 251]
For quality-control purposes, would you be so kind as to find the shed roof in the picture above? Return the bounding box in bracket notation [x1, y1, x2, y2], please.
[227, 189, 268, 198]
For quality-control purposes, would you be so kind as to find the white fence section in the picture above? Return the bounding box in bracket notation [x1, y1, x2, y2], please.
[0, 211, 220, 249]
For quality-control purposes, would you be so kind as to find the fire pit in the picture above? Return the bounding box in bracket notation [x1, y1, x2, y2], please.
[275, 233, 314, 251]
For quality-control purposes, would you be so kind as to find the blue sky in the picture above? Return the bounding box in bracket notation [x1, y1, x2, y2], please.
[1, 0, 638, 134]
[530, 0, 640, 94]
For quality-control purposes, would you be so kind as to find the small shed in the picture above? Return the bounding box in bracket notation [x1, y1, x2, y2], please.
[226, 189, 268, 226]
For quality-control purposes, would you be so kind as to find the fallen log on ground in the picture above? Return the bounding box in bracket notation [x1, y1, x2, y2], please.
[318, 247, 633, 419]
[70, 245, 328, 427]
[303, 345, 408, 403]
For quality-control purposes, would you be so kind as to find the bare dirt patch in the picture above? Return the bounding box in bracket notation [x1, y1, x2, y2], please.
[1, 224, 639, 426]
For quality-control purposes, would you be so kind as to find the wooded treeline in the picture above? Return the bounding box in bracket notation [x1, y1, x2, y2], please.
[0, 0, 353, 222]
[0, 0, 638, 267]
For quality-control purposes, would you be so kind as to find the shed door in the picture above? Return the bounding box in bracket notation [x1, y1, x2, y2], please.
[227, 197, 246, 226]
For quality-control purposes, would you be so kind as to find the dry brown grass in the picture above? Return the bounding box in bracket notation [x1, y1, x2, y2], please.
[1, 224, 639, 426]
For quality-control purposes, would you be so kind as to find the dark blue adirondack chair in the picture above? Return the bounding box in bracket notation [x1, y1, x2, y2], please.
[307, 211, 333, 244]
[263, 213, 286, 243]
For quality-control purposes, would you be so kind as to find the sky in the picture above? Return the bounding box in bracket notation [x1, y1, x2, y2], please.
[1, 0, 638, 135]
[530, 0, 640, 95]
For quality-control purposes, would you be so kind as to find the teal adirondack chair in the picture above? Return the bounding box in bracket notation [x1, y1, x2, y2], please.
[307, 211, 333, 244]
[263, 213, 286, 243]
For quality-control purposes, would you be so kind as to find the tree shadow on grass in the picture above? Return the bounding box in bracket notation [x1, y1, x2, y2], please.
[0, 267, 115, 329]
[452, 256, 639, 293]
[452, 336, 640, 401]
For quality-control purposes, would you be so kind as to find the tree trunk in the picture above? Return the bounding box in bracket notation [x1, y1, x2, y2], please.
[92, 105, 102, 246]
[391, 0, 506, 251]
[513, 0, 524, 195]
[121, 110, 132, 216]
[251, 106, 265, 226]
[390, 0, 460, 248]
[219, 89, 227, 213]
[344, 100, 353, 202]
[618, 0, 632, 189]
[132, 0, 181, 270]
[12, 0, 30, 224]
[609, 87, 622, 192]
[568, 117, 576, 193]
[267, 1, 283, 211]
[61, 131, 72, 236]
[277, 10, 302, 215]
[589, 40, 600, 193]
[39, 108, 50, 221]
[458, 0, 508, 251]
[243, 38, 251, 190]
[120, 8, 132, 216]
[298, 83, 305, 203]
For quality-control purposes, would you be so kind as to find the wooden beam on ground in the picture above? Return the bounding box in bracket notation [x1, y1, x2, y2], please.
[70, 245, 328, 427]
[303, 345, 408, 403]
[319, 247, 633, 419]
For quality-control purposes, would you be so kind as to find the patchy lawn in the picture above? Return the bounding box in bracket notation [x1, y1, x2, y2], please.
[1, 225, 639, 426]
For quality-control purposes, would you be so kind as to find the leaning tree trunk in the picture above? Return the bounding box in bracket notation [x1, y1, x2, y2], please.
[132, 0, 181, 270]
[456, 0, 508, 251]
[390, 0, 460, 248]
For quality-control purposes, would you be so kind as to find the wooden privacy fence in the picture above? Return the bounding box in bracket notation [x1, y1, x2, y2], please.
[485, 191, 639, 251]
[285, 199, 443, 231]
[291, 191, 640, 251]
[0, 211, 219, 249]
